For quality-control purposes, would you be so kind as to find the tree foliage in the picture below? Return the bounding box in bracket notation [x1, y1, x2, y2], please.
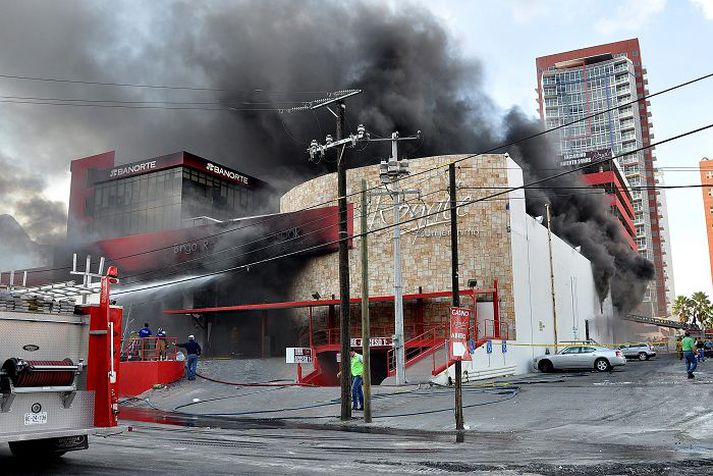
[673, 292, 713, 327]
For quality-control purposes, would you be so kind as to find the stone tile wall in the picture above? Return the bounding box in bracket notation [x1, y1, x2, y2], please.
[280, 154, 515, 332]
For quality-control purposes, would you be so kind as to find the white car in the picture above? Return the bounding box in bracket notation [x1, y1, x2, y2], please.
[535, 345, 627, 373]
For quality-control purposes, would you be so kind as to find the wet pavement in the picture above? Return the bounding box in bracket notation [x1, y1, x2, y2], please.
[3, 354, 713, 474]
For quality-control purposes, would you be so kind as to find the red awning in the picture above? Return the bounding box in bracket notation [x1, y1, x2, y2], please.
[163, 288, 496, 315]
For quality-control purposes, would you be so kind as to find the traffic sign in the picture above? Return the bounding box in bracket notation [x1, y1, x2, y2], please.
[486, 340, 493, 354]
[449, 307, 472, 361]
[502, 340, 507, 353]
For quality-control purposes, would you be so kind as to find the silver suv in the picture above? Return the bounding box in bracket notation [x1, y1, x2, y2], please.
[619, 343, 656, 361]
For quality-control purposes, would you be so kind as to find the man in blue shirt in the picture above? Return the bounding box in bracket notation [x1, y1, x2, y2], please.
[138, 323, 152, 338]
[138, 323, 152, 360]
[178, 335, 202, 380]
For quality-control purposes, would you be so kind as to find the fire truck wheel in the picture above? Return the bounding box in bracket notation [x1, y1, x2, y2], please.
[9, 441, 66, 459]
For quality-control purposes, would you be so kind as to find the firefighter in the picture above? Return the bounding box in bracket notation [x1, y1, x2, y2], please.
[178, 335, 202, 380]
[138, 322, 153, 360]
[156, 327, 167, 361]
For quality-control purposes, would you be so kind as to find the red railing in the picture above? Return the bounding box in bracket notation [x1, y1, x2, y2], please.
[311, 324, 428, 348]
[387, 323, 448, 376]
[475, 319, 515, 342]
[122, 337, 178, 361]
[431, 319, 515, 376]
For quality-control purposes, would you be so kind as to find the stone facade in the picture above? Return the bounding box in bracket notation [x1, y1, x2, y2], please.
[280, 154, 517, 337]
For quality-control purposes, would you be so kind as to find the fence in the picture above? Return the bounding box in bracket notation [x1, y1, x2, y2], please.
[122, 337, 178, 361]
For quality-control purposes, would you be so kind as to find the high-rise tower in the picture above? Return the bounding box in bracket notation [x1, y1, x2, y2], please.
[536, 39, 673, 317]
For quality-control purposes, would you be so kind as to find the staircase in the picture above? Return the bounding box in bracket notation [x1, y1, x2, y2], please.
[386, 324, 448, 378]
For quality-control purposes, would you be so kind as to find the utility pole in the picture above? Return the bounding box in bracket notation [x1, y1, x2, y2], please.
[545, 203, 559, 353]
[449, 163, 464, 431]
[335, 100, 352, 421]
[360, 178, 372, 423]
[377, 131, 421, 385]
[306, 90, 362, 421]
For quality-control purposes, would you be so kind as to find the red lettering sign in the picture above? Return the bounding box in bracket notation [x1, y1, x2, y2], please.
[449, 307, 472, 361]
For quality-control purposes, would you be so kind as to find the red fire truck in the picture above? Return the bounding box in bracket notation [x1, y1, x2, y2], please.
[0, 264, 123, 457]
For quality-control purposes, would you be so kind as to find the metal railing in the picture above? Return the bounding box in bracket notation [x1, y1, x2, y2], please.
[387, 324, 448, 375]
[122, 337, 178, 361]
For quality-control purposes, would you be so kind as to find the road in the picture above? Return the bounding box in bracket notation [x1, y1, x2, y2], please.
[3, 355, 713, 475]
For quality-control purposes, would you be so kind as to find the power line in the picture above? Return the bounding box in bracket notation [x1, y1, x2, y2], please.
[0, 72, 340, 95]
[113, 122, 713, 295]
[20, 72, 713, 277]
[0, 94, 306, 106]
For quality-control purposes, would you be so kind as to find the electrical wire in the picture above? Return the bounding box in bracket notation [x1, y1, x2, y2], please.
[17, 72, 713, 278]
[111, 122, 713, 296]
[0, 72, 341, 95]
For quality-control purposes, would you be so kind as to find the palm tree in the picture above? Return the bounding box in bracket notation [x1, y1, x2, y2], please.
[690, 291, 713, 328]
[672, 295, 693, 324]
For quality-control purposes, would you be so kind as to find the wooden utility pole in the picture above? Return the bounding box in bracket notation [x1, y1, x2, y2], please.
[360, 179, 372, 423]
[449, 163, 464, 430]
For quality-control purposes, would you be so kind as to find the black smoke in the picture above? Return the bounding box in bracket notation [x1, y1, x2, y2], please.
[502, 110, 654, 314]
[0, 0, 652, 313]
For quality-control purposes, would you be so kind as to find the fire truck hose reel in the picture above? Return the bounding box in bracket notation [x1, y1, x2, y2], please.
[1, 358, 78, 388]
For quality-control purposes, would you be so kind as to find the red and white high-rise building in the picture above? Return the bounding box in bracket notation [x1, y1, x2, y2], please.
[536, 38, 673, 317]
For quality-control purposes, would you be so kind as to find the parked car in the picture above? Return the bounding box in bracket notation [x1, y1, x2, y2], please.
[618, 343, 656, 361]
[535, 345, 627, 373]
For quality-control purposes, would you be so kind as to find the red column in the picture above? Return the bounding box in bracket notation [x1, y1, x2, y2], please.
[493, 280, 500, 339]
[87, 270, 121, 428]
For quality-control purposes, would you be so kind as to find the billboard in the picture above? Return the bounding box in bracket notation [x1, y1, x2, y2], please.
[559, 148, 613, 168]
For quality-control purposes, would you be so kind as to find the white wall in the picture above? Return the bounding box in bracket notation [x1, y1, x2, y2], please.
[434, 156, 614, 382]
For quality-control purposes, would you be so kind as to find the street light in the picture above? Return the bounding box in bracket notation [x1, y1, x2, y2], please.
[379, 132, 410, 385]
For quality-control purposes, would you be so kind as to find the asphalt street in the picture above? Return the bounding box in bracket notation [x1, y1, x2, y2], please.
[3, 355, 713, 475]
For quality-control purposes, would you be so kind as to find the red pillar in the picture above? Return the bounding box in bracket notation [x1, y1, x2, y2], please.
[86, 268, 121, 428]
[493, 279, 500, 339]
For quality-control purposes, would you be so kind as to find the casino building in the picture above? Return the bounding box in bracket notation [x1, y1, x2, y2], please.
[167, 153, 617, 384]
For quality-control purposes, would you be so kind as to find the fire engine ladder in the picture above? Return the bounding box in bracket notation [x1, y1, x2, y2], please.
[623, 314, 697, 330]
[0, 255, 106, 302]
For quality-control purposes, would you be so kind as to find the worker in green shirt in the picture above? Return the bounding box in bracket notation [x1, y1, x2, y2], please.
[682, 330, 698, 379]
[348, 349, 364, 411]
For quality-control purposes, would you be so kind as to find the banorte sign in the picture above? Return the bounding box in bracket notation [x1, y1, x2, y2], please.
[205, 162, 250, 186]
[449, 307, 472, 361]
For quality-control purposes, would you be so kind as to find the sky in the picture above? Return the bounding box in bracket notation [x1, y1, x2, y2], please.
[0, 0, 712, 300]
[407, 0, 713, 299]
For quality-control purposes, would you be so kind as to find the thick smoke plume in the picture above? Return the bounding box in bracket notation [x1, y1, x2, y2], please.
[0, 0, 652, 313]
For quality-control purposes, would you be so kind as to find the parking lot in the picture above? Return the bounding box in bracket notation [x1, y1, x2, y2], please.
[3, 355, 713, 475]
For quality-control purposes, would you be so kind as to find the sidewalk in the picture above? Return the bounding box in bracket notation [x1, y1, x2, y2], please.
[120, 356, 713, 442]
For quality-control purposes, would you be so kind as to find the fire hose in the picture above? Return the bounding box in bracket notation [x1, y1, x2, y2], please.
[1, 358, 78, 387]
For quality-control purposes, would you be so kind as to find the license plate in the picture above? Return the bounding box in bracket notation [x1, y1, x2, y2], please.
[24, 412, 48, 425]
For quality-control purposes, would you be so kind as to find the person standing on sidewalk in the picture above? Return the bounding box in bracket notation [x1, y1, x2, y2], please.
[350, 349, 364, 411]
[697, 339, 706, 362]
[178, 335, 202, 381]
[339, 349, 364, 411]
[682, 331, 698, 379]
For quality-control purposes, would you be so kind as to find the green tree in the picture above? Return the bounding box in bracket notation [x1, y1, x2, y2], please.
[672, 295, 693, 324]
[690, 291, 713, 328]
